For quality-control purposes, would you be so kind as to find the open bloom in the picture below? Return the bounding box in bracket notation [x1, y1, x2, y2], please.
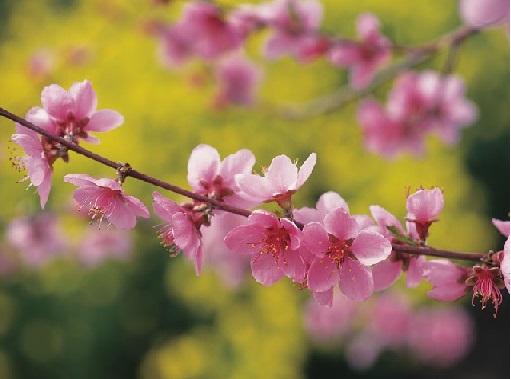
[152, 192, 203, 275]
[32, 80, 124, 144]
[187, 144, 256, 208]
[236, 153, 316, 208]
[329, 13, 391, 89]
[224, 210, 307, 285]
[64, 174, 150, 229]
[303, 207, 392, 303]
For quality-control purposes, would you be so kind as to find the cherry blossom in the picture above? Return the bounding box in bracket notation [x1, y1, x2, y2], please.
[152, 191, 203, 275]
[224, 210, 307, 285]
[187, 144, 256, 208]
[213, 54, 263, 108]
[329, 13, 391, 89]
[236, 152, 316, 209]
[294, 191, 349, 224]
[302, 207, 391, 302]
[77, 229, 133, 267]
[466, 265, 505, 313]
[64, 174, 150, 229]
[358, 71, 477, 158]
[6, 213, 65, 268]
[32, 80, 124, 144]
[460, 0, 510, 29]
[423, 259, 471, 301]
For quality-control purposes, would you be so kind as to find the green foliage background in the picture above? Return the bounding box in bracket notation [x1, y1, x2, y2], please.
[0, 0, 508, 378]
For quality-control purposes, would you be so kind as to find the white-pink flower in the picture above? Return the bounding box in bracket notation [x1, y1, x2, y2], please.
[236, 152, 316, 208]
[406, 187, 444, 240]
[460, 0, 510, 29]
[224, 210, 307, 285]
[303, 207, 391, 302]
[329, 13, 391, 89]
[152, 191, 203, 275]
[33, 80, 124, 144]
[64, 174, 150, 229]
[187, 144, 256, 208]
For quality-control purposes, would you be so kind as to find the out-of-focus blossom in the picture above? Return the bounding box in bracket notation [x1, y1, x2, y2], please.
[152, 191, 203, 275]
[201, 212, 251, 289]
[224, 210, 307, 285]
[261, 0, 323, 60]
[187, 144, 256, 208]
[303, 207, 391, 302]
[460, 0, 509, 29]
[213, 54, 263, 108]
[158, 25, 196, 68]
[0, 247, 19, 278]
[423, 259, 471, 301]
[407, 307, 474, 367]
[236, 153, 316, 209]
[64, 174, 150, 229]
[304, 291, 356, 343]
[27, 49, 54, 81]
[77, 229, 133, 267]
[358, 71, 477, 158]
[329, 13, 391, 89]
[6, 213, 65, 268]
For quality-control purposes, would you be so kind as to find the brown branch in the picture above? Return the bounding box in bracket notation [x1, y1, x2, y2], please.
[392, 244, 486, 262]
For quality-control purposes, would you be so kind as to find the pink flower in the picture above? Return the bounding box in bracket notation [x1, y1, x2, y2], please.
[187, 144, 256, 208]
[406, 187, 444, 240]
[466, 265, 506, 314]
[77, 229, 133, 267]
[329, 13, 391, 89]
[492, 217, 510, 237]
[358, 71, 477, 158]
[158, 25, 195, 68]
[64, 174, 150, 229]
[294, 191, 349, 224]
[501, 238, 510, 291]
[368, 293, 412, 347]
[6, 213, 65, 268]
[152, 191, 203, 275]
[214, 55, 263, 108]
[407, 308, 474, 367]
[11, 123, 54, 208]
[224, 210, 307, 285]
[261, 0, 323, 60]
[460, 0, 510, 29]
[178, 1, 242, 59]
[369, 205, 424, 291]
[236, 152, 316, 208]
[201, 212, 251, 289]
[33, 80, 124, 144]
[423, 259, 471, 301]
[304, 290, 356, 343]
[303, 207, 392, 302]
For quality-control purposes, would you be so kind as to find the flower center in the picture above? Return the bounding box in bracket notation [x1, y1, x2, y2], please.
[326, 235, 353, 269]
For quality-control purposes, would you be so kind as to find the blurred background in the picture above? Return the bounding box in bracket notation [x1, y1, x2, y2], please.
[0, 0, 509, 378]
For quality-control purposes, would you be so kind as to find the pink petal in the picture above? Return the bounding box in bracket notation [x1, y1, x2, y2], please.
[357, 13, 380, 39]
[295, 153, 317, 189]
[37, 169, 53, 209]
[69, 80, 97, 119]
[324, 208, 359, 241]
[152, 191, 182, 222]
[312, 288, 334, 307]
[219, 149, 256, 187]
[224, 224, 267, 254]
[307, 258, 340, 292]
[107, 199, 138, 229]
[317, 191, 349, 215]
[492, 218, 510, 238]
[460, 0, 509, 28]
[41, 84, 72, 120]
[187, 144, 221, 190]
[280, 249, 306, 282]
[406, 188, 444, 222]
[351, 230, 391, 266]
[251, 253, 284, 285]
[86, 109, 124, 132]
[124, 194, 150, 218]
[405, 255, 425, 288]
[236, 173, 272, 201]
[339, 259, 373, 301]
[302, 222, 330, 256]
[63, 173, 96, 187]
[372, 259, 401, 291]
[266, 154, 298, 192]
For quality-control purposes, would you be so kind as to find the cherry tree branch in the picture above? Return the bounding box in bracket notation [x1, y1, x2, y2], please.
[0, 106, 491, 262]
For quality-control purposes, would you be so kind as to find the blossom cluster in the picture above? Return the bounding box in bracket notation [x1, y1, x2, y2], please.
[142, 0, 505, 157]
[10, 82, 509, 313]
